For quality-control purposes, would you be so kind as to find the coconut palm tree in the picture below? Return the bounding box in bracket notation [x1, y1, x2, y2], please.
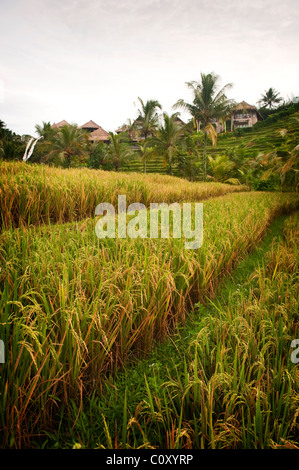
[35, 121, 57, 141]
[45, 124, 89, 167]
[174, 73, 234, 181]
[151, 112, 184, 175]
[258, 87, 283, 110]
[136, 140, 155, 174]
[134, 97, 162, 140]
[104, 132, 133, 172]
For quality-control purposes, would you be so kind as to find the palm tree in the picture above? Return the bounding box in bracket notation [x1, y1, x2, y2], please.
[136, 140, 155, 174]
[208, 154, 236, 183]
[35, 121, 57, 141]
[46, 124, 89, 167]
[174, 73, 234, 181]
[134, 97, 162, 140]
[151, 112, 184, 175]
[104, 132, 133, 172]
[257, 144, 299, 190]
[258, 87, 283, 110]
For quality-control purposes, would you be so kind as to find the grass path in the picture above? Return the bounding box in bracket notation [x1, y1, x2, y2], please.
[48, 212, 299, 449]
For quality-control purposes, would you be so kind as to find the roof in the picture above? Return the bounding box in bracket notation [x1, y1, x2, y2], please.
[175, 116, 186, 125]
[116, 125, 129, 133]
[234, 101, 257, 111]
[89, 127, 110, 141]
[80, 120, 100, 130]
[51, 120, 71, 128]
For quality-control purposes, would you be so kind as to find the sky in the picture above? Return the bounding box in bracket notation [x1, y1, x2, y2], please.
[1, 0, 298, 136]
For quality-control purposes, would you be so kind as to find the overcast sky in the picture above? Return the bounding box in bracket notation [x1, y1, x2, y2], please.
[1, 0, 298, 136]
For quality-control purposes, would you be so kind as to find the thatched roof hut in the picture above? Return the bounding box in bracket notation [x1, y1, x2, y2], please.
[234, 101, 257, 112]
[89, 127, 110, 142]
[51, 120, 71, 128]
[80, 120, 101, 132]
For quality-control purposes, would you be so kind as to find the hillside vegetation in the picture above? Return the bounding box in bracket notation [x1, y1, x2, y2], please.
[120, 109, 299, 178]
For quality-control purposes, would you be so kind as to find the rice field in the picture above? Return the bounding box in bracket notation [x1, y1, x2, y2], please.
[0, 162, 298, 448]
[0, 161, 246, 230]
[112, 110, 299, 174]
[87, 212, 299, 450]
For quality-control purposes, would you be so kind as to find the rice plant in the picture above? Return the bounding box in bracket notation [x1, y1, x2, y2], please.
[0, 185, 298, 447]
[100, 212, 298, 449]
[0, 161, 246, 229]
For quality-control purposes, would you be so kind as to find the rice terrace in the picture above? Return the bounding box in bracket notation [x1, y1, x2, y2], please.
[0, 72, 299, 452]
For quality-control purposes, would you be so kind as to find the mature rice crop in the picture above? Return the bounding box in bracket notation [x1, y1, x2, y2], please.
[0, 161, 246, 229]
[0, 189, 298, 447]
[106, 212, 298, 449]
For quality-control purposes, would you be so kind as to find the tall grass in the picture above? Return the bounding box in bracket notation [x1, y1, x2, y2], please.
[0, 190, 298, 447]
[0, 161, 246, 229]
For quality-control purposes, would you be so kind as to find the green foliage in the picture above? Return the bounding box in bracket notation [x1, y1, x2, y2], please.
[43, 124, 89, 168]
[88, 141, 107, 169]
[258, 87, 283, 110]
[150, 112, 184, 175]
[135, 140, 155, 174]
[234, 127, 253, 137]
[254, 102, 299, 129]
[251, 177, 280, 191]
[0, 120, 26, 161]
[176, 153, 200, 181]
[104, 132, 134, 172]
[134, 97, 162, 139]
[174, 73, 235, 181]
[207, 154, 236, 183]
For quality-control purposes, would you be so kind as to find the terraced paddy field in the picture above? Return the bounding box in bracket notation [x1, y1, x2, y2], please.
[0, 163, 298, 449]
[119, 110, 299, 175]
[0, 161, 246, 229]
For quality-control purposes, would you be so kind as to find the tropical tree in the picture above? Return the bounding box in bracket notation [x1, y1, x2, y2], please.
[88, 141, 106, 169]
[136, 140, 155, 174]
[134, 97, 162, 140]
[258, 87, 283, 110]
[104, 132, 133, 172]
[207, 154, 237, 183]
[0, 120, 26, 160]
[257, 144, 299, 190]
[35, 121, 57, 141]
[0, 121, 5, 157]
[174, 73, 235, 181]
[150, 112, 185, 175]
[118, 118, 139, 141]
[175, 131, 202, 180]
[44, 124, 89, 167]
[31, 121, 57, 163]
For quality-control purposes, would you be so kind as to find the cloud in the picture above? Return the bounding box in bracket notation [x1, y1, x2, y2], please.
[0, 0, 298, 135]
